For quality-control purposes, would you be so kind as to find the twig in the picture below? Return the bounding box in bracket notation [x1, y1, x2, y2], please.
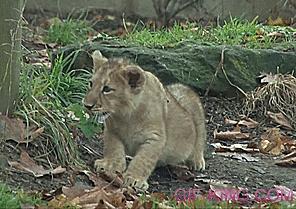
[169, 0, 197, 22]
[204, 47, 225, 96]
[221, 59, 248, 98]
[205, 48, 248, 97]
[122, 13, 129, 34]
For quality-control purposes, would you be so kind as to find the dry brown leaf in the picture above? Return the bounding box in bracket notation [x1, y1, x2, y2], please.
[275, 156, 296, 167]
[259, 128, 283, 155]
[214, 152, 259, 162]
[214, 128, 250, 141]
[266, 31, 285, 39]
[224, 118, 238, 125]
[275, 151, 296, 167]
[79, 170, 115, 188]
[8, 150, 66, 177]
[169, 165, 195, 181]
[267, 17, 291, 26]
[0, 115, 25, 142]
[62, 185, 91, 200]
[267, 111, 293, 130]
[281, 135, 296, 153]
[59, 186, 126, 209]
[256, 73, 279, 85]
[211, 143, 259, 153]
[238, 118, 258, 129]
[25, 127, 44, 141]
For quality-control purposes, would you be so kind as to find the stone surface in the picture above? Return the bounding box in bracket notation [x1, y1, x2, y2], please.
[54, 41, 296, 96]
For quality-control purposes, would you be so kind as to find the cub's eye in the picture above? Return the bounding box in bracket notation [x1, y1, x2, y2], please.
[89, 81, 93, 88]
[102, 85, 114, 94]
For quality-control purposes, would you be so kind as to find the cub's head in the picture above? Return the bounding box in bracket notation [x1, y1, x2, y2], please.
[83, 50, 145, 117]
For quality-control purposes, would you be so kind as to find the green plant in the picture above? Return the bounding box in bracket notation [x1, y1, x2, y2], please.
[15, 50, 100, 165]
[0, 183, 42, 208]
[124, 22, 203, 48]
[123, 18, 296, 49]
[67, 104, 102, 139]
[46, 18, 93, 45]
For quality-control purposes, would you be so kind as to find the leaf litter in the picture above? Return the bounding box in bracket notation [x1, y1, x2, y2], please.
[8, 150, 66, 177]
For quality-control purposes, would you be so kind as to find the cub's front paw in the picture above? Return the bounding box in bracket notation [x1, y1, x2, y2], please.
[123, 174, 149, 192]
[94, 158, 126, 174]
[196, 157, 205, 171]
[188, 154, 205, 171]
[193, 155, 205, 171]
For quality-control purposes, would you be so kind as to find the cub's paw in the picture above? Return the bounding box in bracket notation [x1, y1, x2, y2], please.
[188, 155, 205, 171]
[196, 157, 205, 171]
[123, 174, 149, 192]
[94, 158, 126, 174]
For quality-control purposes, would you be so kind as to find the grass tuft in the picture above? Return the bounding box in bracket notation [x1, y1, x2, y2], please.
[46, 18, 93, 45]
[0, 183, 42, 209]
[15, 50, 101, 165]
[124, 17, 296, 49]
[244, 73, 296, 128]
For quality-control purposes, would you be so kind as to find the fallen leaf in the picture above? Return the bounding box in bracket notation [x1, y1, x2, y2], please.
[259, 128, 283, 155]
[238, 118, 258, 129]
[266, 31, 285, 39]
[25, 127, 44, 141]
[80, 170, 113, 188]
[267, 17, 291, 26]
[169, 165, 195, 181]
[267, 111, 293, 130]
[275, 151, 296, 167]
[256, 73, 279, 85]
[0, 115, 25, 142]
[8, 150, 66, 177]
[211, 143, 259, 153]
[51, 186, 126, 209]
[281, 135, 296, 153]
[214, 152, 259, 162]
[224, 118, 238, 125]
[214, 128, 250, 141]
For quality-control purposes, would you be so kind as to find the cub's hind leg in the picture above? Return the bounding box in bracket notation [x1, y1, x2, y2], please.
[166, 83, 206, 171]
[186, 98, 206, 171]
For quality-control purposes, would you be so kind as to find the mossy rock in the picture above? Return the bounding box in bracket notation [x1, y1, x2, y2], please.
[54, 41, 296, 96]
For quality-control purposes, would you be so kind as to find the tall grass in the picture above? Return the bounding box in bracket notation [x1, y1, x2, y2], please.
[15, 50, 99, 165]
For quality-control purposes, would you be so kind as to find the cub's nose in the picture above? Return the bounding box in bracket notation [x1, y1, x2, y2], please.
[84, 103, 95, 110]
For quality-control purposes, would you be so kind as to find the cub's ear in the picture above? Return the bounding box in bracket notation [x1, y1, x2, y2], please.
[92, 50, 107, 72]
[122, 65, 145, 93]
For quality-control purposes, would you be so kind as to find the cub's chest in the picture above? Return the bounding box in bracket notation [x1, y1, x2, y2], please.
[108, 122, 146, 156]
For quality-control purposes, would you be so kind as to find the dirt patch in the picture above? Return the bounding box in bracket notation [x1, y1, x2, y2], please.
[1, 96, 295, 198]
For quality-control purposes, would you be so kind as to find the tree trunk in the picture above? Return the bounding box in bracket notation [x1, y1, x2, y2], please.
[0, 0, 23, 115]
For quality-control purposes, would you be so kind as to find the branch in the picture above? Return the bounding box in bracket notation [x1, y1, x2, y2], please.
[168, 0, 197, 20]
[205, 48, 248, 97]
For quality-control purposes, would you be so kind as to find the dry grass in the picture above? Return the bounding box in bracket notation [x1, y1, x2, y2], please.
[244, 73, 296, 128]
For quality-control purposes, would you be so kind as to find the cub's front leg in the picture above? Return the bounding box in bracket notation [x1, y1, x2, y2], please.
[123, 132, 165, 191]
[95, 132, 126, 175]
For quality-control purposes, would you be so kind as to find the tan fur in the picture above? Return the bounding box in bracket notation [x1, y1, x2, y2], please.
[83, 50, 206, 191]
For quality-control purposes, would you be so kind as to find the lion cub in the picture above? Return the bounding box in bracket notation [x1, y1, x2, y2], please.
[83, 50, 206, 191]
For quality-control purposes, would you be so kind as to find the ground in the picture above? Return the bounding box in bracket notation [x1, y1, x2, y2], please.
[1, 96, 295, 200]
[0, 9, 295, 207]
